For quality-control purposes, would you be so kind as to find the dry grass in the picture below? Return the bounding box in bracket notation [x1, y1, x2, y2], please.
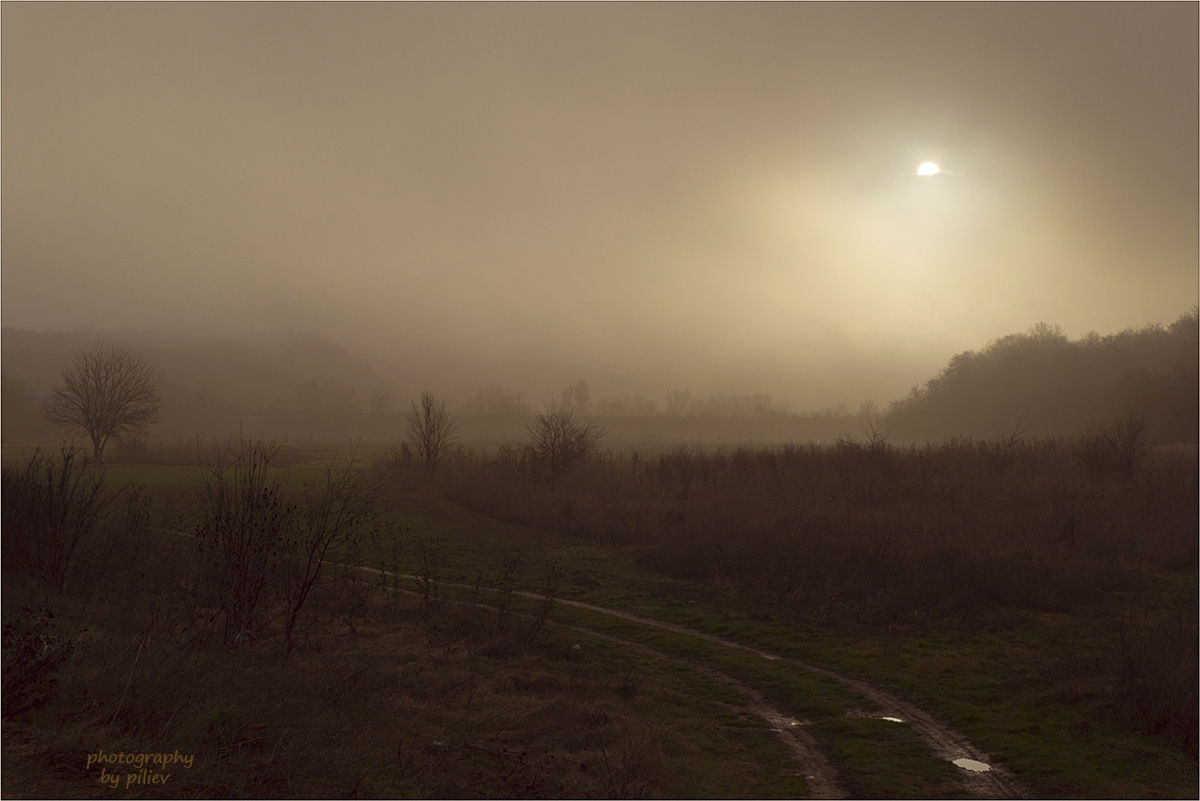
[434, 437, 1195, 616]
[4, 435, 1194, 797]
[420, 433, 1197, 754]
[1, 522, 688, 801]
[1, 448, 794, 799]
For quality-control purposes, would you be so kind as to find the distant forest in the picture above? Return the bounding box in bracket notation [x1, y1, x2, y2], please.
[886, 309, 1198, 444]
[2, 310, 1196, 446]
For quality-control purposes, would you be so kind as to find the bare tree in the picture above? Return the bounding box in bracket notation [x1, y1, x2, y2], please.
[191, 438, 379, 650]
[859, 400, 890, 453]
[43, 346, 161, 462]
[525, 403, 605, 489]
[1101, 407, 1149, 480]
[405, 391, 458, 472]
[2, 447, 126, 591]
[282, 448, 379, 651]
[985, 415, 1028, 475]
[1074, 408, 1150, 481]
[193, 440, 289, 647]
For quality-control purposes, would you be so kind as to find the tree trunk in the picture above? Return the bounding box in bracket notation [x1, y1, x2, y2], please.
[92, 433, 107, 463]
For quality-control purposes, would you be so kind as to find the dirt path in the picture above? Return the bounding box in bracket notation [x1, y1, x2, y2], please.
[555, 622, 847, 800]
[350, 565, 843, 796]
[153, 525, 1021, 798]
[354, 565, 1027, 798]
[551, 596, 1025, 799]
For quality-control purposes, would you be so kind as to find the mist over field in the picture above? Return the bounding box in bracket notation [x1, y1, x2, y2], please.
[2, 311, 1197, 449]
[3, 3, 1196, 422]
[3, 8, 1198, 798]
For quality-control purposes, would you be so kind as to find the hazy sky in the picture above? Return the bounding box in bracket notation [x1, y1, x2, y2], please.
[4, 3, 1197, 409]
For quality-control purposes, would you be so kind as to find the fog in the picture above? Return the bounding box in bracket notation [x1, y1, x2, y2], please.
[3, 3, 1196, 410]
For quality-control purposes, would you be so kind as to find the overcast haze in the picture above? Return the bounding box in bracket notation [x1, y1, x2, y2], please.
[4, 3, 1197, 410]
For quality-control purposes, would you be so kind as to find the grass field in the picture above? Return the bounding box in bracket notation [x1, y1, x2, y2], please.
[2, 438, 1196, 798]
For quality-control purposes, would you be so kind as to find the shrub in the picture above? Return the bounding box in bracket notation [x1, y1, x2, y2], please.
[192, 440, 292, 647]
[524, 404, 605, 489]
[190, 440, 379, 650]
[1, 607, 75, 716]
[431, 437, 1194, 625]
[1114, 597, 1199, 757]
[1, 448, 143, 593]
[1074, 409, 1149, 481]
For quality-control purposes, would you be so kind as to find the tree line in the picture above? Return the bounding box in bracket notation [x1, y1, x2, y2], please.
[886, 310, 1198, 443]
[25, 309, 1200, 458]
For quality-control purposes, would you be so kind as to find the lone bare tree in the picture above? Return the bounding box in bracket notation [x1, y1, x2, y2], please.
[405, 391, 458, 471]
[43, 346, 161, 462]
[525, 402, 605, 489]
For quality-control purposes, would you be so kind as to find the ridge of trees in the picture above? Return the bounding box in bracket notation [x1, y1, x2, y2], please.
[886, 310, 1199, 443]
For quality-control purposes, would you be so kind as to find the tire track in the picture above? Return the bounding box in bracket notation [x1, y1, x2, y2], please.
[355, 564, 1026, 798]
[351, 572, 846, 798]
[551, 622, 847, 800]
[154, 526, 1021, 797]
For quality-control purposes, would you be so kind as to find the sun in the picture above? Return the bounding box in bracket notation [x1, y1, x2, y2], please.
[917, 162, 940, 176]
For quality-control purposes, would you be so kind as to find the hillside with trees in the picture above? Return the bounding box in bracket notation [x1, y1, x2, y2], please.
[886, 310, 1199, 444]
[5, 311, 1196, 448]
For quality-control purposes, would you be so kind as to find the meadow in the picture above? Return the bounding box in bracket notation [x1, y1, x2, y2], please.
[2, 427, 1196, 798]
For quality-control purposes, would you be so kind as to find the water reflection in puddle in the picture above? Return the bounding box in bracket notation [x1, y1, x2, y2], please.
[846, 710, 906, 724]
[952, 758, 992, 772]
[769, 717, 806, 732]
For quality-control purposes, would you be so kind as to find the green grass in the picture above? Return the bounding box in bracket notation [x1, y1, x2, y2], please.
[815, 716, 966, 798]
[356, 488, 1196, 798]
[3, 574, 815, 798]
[6, 455, 1194, 798]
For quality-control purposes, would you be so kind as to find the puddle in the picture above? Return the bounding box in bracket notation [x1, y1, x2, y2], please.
[952, 758, 992, 772]
[846, 710, 906, 724]
[770, 717, 806, 732]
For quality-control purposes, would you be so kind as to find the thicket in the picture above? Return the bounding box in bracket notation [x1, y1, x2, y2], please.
[1, 444, 666, 798]
[180, 441, 381, 651]
[1, 448, 148, 593]
[1, 442, 379, 653]
[421, 422, 1197, 754]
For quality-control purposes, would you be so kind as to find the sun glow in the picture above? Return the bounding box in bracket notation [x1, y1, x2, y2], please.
[917, 162, 940, 176]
